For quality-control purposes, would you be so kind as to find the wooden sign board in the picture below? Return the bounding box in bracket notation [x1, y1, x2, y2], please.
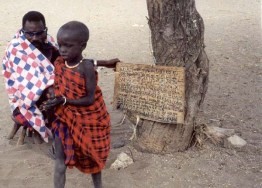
[113, 63, 185, 124]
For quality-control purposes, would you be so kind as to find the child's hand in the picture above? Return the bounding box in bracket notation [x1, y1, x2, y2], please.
[42, 97, 65, 111]
[105, 58, 120, 69]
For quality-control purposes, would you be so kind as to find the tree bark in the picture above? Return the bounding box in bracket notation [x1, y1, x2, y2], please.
[130, 0, 209, 153]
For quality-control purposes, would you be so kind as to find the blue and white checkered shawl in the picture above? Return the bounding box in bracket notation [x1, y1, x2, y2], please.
[2, 31, 57, 142]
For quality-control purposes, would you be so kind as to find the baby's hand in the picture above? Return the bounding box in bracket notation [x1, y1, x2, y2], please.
[42, 97, 64, 111]
[46, 86, 55, 99]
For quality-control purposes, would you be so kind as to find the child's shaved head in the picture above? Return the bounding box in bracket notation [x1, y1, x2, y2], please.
[58, 21, 89, 43]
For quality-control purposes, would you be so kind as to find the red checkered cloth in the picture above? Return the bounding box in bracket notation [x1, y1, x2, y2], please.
[52, 57, 111, 174]
[2, 31, 57, 141]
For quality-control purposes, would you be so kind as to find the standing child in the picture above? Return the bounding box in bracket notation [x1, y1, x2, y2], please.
[43, 21, 111, 188]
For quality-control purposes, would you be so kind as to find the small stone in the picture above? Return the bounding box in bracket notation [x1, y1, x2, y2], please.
[110, 152, 134, 170]
[226, 134, 247, 148]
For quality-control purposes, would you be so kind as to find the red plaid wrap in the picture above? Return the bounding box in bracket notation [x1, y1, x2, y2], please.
[52, 57, 111, 174]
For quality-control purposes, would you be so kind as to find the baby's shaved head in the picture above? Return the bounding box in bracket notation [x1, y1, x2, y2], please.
[58, 21, 89, 43]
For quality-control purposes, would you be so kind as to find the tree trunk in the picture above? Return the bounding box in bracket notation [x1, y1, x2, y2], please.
[130, 0, 209, 153]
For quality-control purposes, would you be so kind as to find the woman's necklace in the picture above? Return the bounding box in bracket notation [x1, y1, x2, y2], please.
[65, 59, 84, 69]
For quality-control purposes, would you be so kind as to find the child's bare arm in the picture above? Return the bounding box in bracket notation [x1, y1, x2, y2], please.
[96, 58, 120, 69]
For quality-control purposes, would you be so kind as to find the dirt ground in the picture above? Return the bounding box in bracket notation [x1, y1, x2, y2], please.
[0, 0, 261, 187]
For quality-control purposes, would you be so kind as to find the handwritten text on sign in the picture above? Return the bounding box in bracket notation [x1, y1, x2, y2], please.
[113, 63, 185, 124]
